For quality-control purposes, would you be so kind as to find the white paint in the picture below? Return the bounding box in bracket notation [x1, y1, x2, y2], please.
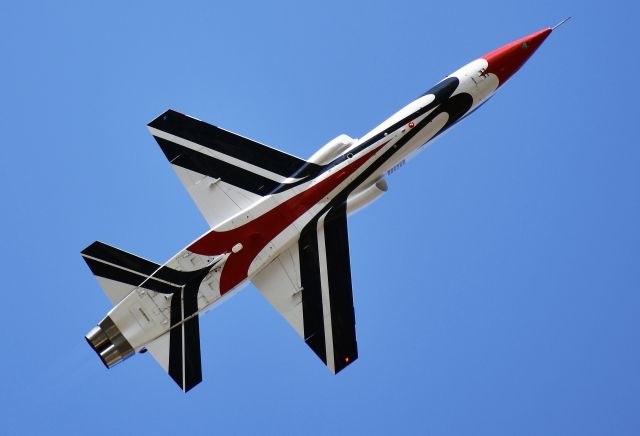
[354, 93, 436, 146]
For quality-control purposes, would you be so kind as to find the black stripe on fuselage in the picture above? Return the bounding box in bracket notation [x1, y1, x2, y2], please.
[154, 266, 199, 287]
[435, 93, 475, 132]
[299, 222, 327, 364]
[316, 77, 461, 173]
[326, 83, 474, 211]
[149, 109, 322, 178]
[323, 204, 358, 373]
[269, 77, 462, 196]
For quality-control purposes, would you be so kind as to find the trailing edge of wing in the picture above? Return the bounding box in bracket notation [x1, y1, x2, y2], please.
[252, 203, 358, 373]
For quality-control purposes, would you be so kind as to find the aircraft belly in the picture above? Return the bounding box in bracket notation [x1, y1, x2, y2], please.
[107, 289, 173, 350]
[102, 262, 229, 352]
[248, 223, 301, 278]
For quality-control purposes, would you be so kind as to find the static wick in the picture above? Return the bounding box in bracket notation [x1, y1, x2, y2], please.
[552, 17, 572, 31]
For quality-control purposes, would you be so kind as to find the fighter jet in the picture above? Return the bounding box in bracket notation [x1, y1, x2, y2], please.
[83, 22, 565, 392]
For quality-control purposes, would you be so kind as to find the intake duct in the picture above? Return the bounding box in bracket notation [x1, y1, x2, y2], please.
[85, 317, 135, 368]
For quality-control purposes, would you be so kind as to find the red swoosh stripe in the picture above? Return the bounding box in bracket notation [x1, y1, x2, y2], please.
[188, 143, 386, 293]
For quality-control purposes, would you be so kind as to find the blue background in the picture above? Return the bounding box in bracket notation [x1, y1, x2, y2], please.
[2, 1, 638, 435]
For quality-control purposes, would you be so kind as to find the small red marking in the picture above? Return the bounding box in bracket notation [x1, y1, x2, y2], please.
[408, 121, 415, 128]
[345, 357, 350, 363]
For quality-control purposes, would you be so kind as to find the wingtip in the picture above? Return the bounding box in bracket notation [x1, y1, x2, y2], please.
[148, 109, 203, 129]
[147, 109, 176, 128]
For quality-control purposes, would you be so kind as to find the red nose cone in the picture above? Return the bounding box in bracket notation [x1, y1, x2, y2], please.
[482, 27, 552, 86]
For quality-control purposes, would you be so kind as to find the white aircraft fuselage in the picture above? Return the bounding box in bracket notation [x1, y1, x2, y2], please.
[83, 25, 559, 391]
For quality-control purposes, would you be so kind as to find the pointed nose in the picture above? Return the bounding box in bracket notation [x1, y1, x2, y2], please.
[482, 27, 552, 86]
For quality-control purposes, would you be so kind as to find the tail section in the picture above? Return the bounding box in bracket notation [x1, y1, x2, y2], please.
[82, 241, 204, 392]
[145, 284, 203, 392]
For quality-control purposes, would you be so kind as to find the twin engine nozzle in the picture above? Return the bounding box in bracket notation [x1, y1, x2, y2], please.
[85, 317, 135, 368]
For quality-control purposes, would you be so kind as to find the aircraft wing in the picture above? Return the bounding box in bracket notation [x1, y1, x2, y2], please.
[252, 203, 358, 373]
[148, 109, 313, 227]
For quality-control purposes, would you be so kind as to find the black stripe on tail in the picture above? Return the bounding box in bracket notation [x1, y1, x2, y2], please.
[168, 271, 207, 392]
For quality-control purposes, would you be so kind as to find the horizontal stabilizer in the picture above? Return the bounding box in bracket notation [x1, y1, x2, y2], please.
[81, 241, 187, 304]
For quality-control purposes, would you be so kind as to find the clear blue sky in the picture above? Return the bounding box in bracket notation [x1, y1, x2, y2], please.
[2, 1, 638, 435]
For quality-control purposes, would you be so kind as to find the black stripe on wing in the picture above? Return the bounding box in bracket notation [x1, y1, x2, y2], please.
[149, 109, 319, 178]
[299, 205, 358, 373]
[323, 204, 358, 373]
[299, 223, 327, 364]
[154, 136, 281, 195]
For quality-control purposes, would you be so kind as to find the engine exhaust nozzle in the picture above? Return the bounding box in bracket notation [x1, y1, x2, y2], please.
[85, 317, 135, 368]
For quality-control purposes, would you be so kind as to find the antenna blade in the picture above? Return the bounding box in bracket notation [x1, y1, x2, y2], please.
[552, 17, 572, 30]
